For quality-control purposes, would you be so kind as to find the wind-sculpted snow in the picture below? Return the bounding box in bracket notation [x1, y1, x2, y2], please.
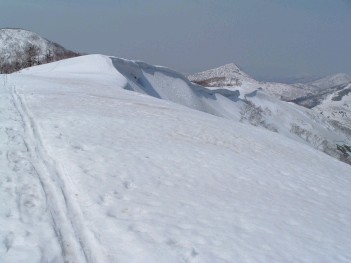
[1, 55, 351, 262]
[111, 57, 242, 120]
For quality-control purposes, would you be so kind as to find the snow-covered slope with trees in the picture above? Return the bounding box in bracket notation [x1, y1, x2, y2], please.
[291, 80, 351, 140]
[311, 83, 351, 131]
[308, 73, 351, 90]
[0, 28, 78, 73]
[1, 54, 351, 262]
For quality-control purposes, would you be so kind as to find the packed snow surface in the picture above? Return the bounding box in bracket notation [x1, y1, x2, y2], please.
[1, 55, 351, 262]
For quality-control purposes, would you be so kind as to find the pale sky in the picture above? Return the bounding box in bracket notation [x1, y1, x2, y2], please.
[1, 0, 350, 81]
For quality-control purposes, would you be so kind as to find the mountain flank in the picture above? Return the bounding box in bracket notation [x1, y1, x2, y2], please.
[0, 28, 80, 73]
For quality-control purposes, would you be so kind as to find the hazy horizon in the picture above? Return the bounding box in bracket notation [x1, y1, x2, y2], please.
[1, 0, 351, 81]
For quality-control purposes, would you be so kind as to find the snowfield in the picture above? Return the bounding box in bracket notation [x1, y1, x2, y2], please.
[1, 55, 351, 262]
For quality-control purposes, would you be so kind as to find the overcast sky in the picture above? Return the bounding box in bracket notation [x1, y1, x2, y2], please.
[1, 0, 350, 81]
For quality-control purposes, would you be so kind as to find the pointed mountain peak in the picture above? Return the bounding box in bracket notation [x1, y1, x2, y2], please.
[187, 63, 254, 87]
[189, 62, 250, 80]
[215, 63, 242, 72]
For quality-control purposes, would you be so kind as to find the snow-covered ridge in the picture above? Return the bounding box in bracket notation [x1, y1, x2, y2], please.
[1, 54, 351, 262]
[308, 73, 351, 90]
[292, 82, 351, 109]
[22, 55, 351, 164]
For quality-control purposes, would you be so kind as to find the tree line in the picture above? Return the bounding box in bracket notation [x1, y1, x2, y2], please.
[0, 43, 80, 74]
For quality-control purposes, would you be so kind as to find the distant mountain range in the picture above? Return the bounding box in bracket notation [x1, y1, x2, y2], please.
[188, 63, 313, 101]
[188, 64, 351, 101]
[305, 73, 351, 89]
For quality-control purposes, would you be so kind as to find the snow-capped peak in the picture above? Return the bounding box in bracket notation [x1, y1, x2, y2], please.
[190, 63, 250, 78]
[212, 63, 244, 74]
[188, 63, 253, 87]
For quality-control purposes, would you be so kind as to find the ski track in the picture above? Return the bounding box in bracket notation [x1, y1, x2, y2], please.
[2, 75, 105, 263]
[1, 77, 56, 262]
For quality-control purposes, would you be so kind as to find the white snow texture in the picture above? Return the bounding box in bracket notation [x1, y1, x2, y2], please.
[0, 55, 351, 263]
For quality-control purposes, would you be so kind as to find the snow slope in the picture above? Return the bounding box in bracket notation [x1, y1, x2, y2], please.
[1, 55, 351, 262]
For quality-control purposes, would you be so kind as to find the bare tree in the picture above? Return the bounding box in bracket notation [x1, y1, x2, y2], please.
[0, 43, 80, 74]
[24, 44, 40, 67]
[45, 49, 53, 63]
